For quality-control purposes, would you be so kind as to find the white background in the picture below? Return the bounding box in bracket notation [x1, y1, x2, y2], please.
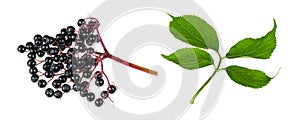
[0, 0, 299, 120]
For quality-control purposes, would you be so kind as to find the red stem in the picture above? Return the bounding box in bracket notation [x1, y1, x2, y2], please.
[107, 54, 158, 76]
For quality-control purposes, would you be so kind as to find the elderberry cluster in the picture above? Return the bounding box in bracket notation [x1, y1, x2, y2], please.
[17, 18, 117, 107]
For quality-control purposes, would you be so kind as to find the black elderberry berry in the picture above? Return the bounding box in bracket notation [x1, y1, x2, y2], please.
[38, 79, 47, 88]
[86, 47, 94, 54]
[58, 75, 67, 83]
[41, 44, 50, 51]
[43, 63, 51, 71]
[44, 71, 53, 78]
[26, 42, 34, 49]
[54, 55, 60, 62]
[45, 88, 54, 97]
[31, 74, 39, 83]
[54, 90, 63, 98]
[61, 28, 67, 36]
[87, 92, 95, 102]
[27, 59, 36, 67]
[108, 85, 117, 94]
[67, 33, 77, 41]
[95, 79, 104, 87]
[95, 73, 102, 80]
[80, 81, 89, 91]
[52, 80, 61, 88]
[73, 84, 81, 92]
[37, 50, 45, 57]
[77, 19, 86, 27]
[59, 54, 68, 62]
[77, 43, 86, 53]
[82, 71, 92, 78]
[64, 70, 72, 78]
[45, 57, 53, 64]
[29, 67, 38, 74]
[34, 39, 43, 46]
[80, 90, 88, 97]
[61, 84, 71, 93]
[59, 44, 66, 51]
[17, 45, 27, 53]
[56, 34, 65, 40]
[50, 64, 60, 73]
[86, 39, 93, 46]
[100, 91, 108, 99]
[72, 74, 80, 84]
[66, 26, 75, 34]
[95, 98, 104, 107]
[48, 48, 59, 55]
[57, 62, 64, 69]
[27, 52, 36, 59]
[43, 35, 55, 44]
[66, 63, 72, 70]
[34, 34, 43, 41]
[65, 39, 72, 46]
[83, 64, 92, 70]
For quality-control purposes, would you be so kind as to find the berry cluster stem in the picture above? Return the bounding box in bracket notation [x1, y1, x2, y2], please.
[91, 21, 158, 76]
[190, 51, 223, 104]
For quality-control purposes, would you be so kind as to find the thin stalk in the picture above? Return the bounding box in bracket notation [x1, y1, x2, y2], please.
[107, 54, 158, 76]
[190, 51, 222, 104]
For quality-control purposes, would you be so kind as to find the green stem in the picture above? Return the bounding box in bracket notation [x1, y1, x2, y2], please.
[190, 51, 222, 104]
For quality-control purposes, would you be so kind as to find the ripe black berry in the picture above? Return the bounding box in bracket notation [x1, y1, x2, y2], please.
[43, 63, 51, 71]
[43, 35, 55, 44]
[52, 79, 61, 88]
[38, 80, 47, 88]
[44, 71, 53, 78]
[29, 67, 38, 74]
[26, 42, 34, 49]
[82, 71, 91, 78]
[87, 92, 95, 102]
[80, 90, 88, 97]
[45, 57, 53, 64]
[27, 59, 36, 67]
[48, 48, 59, 55]
[77, 19, 86, 27]
[37, 50, 45, 57]
[31, 74, 39, 83]
[34, 34, 43, 41]
[73, 84, 81, 92]
[58, 75, 67, 83]
[61, 28, 67, 36]
[86, 47, 94, 54]
[67, 26, 75, 34]
[34, 39, 43, 46]
[95, 79, 104, 87]
[27, 52, 36, 59]
[17, 45, 26, 53]
[50, 64, 60, 73]
[108, 85, 117, 94]
[100, 91, 108, 99]
[41, 44, 50, 51]
[61, 84, 71, 93]
[45, 88, 54, 97]
[64, 70, 72, 78]
[54, 90, 63, 98]
[95, 98, 104, 107]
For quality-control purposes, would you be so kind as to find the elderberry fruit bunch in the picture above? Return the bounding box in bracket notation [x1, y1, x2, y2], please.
[17, 18, 120, 107]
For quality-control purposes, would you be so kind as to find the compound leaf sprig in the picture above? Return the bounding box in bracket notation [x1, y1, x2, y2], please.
[161, 14, 279, 104]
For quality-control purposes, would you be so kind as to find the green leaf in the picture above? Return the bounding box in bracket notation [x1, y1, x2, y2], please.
[169, 15, 219, 51]
[161, 48, 213, 70]
[225, 65, 272, 88]
[226, 19, 277, 59]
